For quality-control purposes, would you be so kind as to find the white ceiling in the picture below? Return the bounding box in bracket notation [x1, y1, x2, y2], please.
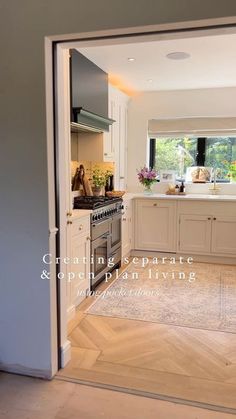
[78, 33, 236, 93]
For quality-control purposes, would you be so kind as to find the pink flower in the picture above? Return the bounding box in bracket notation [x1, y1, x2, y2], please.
[137, 166, 158, 186]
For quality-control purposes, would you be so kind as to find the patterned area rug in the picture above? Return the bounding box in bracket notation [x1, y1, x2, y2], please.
[87, 261, 236, 333]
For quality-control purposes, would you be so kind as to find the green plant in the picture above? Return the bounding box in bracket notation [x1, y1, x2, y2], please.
[92, 168, 111, 188]
[229, 161, 236, 181]
[222, 160, 236, 181]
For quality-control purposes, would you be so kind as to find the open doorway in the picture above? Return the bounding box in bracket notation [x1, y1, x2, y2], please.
[53, 25, 236, 413]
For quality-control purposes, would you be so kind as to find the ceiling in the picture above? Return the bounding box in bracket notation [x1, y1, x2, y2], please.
[78, 33, 236, 93]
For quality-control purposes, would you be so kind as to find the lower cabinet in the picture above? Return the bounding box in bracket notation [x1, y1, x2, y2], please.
[134, 199, 176, 252]
[134, 198, 236, 258]
[211, 216, 236, 255]
[68, 215, 90, 314]
[122, 199, 133, 257]
[179, 214, 212, 253]
[178, 202, 236, 257]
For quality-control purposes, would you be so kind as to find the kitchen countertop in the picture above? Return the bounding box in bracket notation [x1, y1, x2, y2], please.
[123, 193, 236, 202]
[71, 209, 92, 220]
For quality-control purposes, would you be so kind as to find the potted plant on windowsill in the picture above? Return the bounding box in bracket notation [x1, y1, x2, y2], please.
[92, 167, 111, 196]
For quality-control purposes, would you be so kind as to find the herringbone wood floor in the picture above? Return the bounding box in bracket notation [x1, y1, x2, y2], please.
[58, 266, 236, 412]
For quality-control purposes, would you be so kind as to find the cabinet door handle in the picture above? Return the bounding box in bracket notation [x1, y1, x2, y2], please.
[213, 217, 217, 220]
[79, 224, 83, 230]
[207, 217, 211, 220]
[86, 236, 91, 241]
[66, 212, 72, 217]
[153, 203, 157, 207]
[123, 218, 127, 221]
[101, 233, 110, 239]
[67, 221, 72, 225]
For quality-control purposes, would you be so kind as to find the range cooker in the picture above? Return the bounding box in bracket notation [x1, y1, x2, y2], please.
[74, 196, 123, 289]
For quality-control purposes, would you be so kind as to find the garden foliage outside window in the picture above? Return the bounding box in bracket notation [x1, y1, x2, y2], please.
[149, 137, 236, 182]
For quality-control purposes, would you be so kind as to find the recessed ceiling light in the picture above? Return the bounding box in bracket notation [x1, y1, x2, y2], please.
[127, 57, 135, 62]
[166, 52, 190, 60]
[147, 79, 153, 83]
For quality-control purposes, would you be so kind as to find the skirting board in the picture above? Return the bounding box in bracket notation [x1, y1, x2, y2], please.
[0, 363, 52, 379]
[60, 339, 71, 368]
[131, 250, 236, 265]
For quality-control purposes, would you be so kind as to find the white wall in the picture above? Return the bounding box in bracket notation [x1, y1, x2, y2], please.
[127, 87, 236, 192]
[1, 1, 236, 377]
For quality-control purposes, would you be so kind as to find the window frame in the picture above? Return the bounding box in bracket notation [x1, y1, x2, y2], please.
[149, 136, 235, 183]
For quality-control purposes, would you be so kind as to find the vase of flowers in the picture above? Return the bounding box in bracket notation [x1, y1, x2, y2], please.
[137, 166, 158, 194]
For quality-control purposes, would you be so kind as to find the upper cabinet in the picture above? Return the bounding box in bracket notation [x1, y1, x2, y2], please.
[103, 87, 116, 161]
[104, 85, 129, 190]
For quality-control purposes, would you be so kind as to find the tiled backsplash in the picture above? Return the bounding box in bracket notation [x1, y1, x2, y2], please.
[71, 160, 114, 182]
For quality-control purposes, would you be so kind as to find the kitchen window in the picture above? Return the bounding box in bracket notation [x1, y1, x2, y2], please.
[149, 137, 236, 182]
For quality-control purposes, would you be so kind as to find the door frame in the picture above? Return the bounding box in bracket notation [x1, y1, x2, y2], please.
[44, 18, 236, 374]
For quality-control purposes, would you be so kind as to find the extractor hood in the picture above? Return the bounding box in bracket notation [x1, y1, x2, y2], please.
[70, 50, 115, 134]
[71, 107, 115, 134]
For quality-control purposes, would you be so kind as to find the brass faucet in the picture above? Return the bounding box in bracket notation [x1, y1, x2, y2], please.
[209, 168, 221, 194]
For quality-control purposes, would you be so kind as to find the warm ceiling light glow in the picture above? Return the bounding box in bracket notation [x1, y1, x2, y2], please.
[127, 57, 135, 62]
[108, 74, 136, 96]
[147, 79, 153, 83]
[166, 52, 190, 60]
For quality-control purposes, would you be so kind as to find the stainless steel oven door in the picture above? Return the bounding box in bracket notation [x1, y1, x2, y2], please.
[91, 233, 109, 288]
[109, 213, 122, 255]
[91, 218, 109, 241]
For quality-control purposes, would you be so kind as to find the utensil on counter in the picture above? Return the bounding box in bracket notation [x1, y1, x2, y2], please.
[72, 164, 93, 196]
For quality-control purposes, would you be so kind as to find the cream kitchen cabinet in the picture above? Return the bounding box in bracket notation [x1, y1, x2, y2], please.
[103, 88, 116, 162]
[77, 85, 129, 185]
[134, 199, 177, 252]
[117, 96, 128, 191]
[67, 214, 91, 317]
[177, 201, 236, 257]
[122, 198, 133, 257]
[103, 85, 129, 189]
[211, 216, 236, 255]
[179, 214, 212, 253]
